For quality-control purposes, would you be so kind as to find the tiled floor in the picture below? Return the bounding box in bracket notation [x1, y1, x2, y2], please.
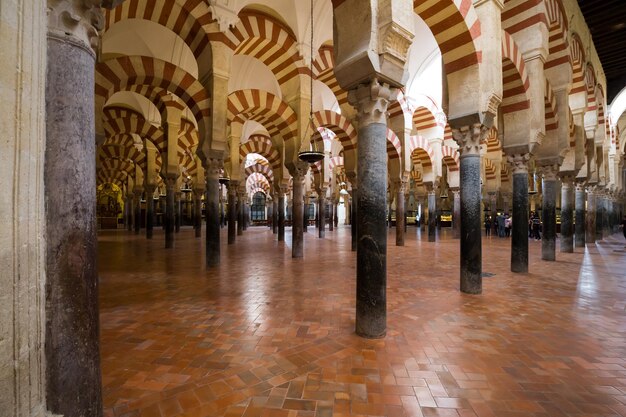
[99, 225, 626, 417]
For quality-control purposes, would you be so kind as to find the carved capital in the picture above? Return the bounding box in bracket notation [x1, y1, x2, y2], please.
[47, 0, 105, 56]
[507, 153, 531, 175]
[452, 123, 487, 156]
[204, 158, 223, 179]
[538, 164, 559, 182]
[348, 79, 397, 127]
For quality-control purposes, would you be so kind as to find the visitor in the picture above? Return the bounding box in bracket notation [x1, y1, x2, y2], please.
[497, 213, 506, 237]
[532, 213, 542, 240]
[485, 216, 491, 236]
[504, 214, 511, 237]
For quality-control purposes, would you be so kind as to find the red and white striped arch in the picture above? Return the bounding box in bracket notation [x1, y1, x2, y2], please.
[313, 45, 349, 107]
[178, 118, 199, 154]
[569, 34, 586, 96]
[239, 134, 282, 171]
[484, 158, 497, 181]
[501, 30, 530, 114]
[386, 129, 402, 160]
[485, 127, 501, 153]
[104, 115, 166, 152]
[99, 143, 145, 168]
[544, 0, 570, 70]
[407, 135, 436, 163]
[568, 108, 575, 147]
[245, 163, 274, 185]
[441, 145, 460, 172]
[97, 170, 128, 187]
[311, 110, 357, 152]
[413, 0, 482, 75]
[224, 12, 306, 87]
[388, 90, 413, 122]
[329, 156, 344, 170]
[227, 89, 298, 150]
[501, 160, 510, 183]
[585, 64, 597, 112]
[544, 79, 558, 132]
[96, 56, 210, 142]
[247, 172, 271, 195]
[104, 0, 214, 64]
[501, 0, 547, 36]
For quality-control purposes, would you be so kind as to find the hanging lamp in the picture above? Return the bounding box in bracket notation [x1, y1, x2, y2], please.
[298, 0, 325, 165]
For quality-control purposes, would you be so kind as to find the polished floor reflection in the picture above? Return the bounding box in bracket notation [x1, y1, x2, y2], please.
[99, 225, 626, 417]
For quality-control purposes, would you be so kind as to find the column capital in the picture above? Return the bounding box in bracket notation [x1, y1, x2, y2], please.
[586, 185, 596, 194]
[452, 124, 488, 156]
[506, 153, 531, 174]
[347, 78, 397, 127]
[47, 0, 106, 56]
[575, 182, 586, 192]
[204, 157, 223, 179]
[538, 163, 559, 182]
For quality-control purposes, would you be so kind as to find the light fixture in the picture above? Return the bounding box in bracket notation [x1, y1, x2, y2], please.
[298, 0, 325, 165]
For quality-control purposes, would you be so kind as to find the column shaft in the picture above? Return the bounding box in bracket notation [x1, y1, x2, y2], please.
[318, 195, 326, 238]
[510, 167, 529, 273]
[586, 188, 596, 243]
[396, 185, 405, 246]
[351, 189, 358, 251]
[165, 181, 175, 248]
[278, 192, 285, 242]
[146, 192, 154, 239]
[237, 193, 244, 236]
[541, 173, 557, 261]
[227, 185, 237, 244]
[206, 170, 221, 266]
[428, 190, 436, 242]
[127, 196, 134, 232]
[292, 176, 304, 258]
[560, 180, 574, 252]
[460, 154, 482, 292]
[194, 193, 202, 238]
[134, 193, 141, 234]
[452, 190, 461, 239]
[272, 199, 278, 234]
[575, 184, 586, 248]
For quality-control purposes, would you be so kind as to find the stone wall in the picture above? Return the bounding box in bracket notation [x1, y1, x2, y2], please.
[0, 1, 47, 416]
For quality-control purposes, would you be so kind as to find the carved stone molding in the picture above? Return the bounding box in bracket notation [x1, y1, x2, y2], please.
[452, 123, 487, 156]
[348, 79, 397, 127]
[538, 164, 559, 182]
[378, 21, 414, 70]
[575, 182, 586, 192]
[47, 0, 105, 55]
[506, 153, 531, 175]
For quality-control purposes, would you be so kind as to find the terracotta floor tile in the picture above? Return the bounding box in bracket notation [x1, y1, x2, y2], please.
[99, 227, 626, 416]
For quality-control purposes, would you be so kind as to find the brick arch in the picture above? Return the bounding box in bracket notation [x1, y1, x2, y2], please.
[413, 0, 482, 75]
[502, 0, 547, 36]
[329, 156, 344, 170]
[484, 157, 497, 181]
[585, 64, 598, 113]
[312, 44, 348, 107]
[407, 135, 435, 164]
[246, 173, 271, 194]
[485, 127, 502, 153]
[96, 55, 210, 146]
[545, 79, 558, 132]
[569, 33, 586, 96]
[239, 134, 282, 172]
[104, 115, 166, 153]
[98, 144, 145, 168]
[568, 108, 576, 147]
[103, 105, 145, 121]
[413, 106, 439, 132]
[97, 170, 128, 187]
[178, 118, 199, 154]
[245, 163, 274, 186]
[224, 12, 306, 87]
[501, 30, 530, 114]
[311, 110, 357, 152]
[441, 146, 460, 172]
[386, 129, 402, 161]
[544, 0, 570, 71]
[227, 89, 298, 152]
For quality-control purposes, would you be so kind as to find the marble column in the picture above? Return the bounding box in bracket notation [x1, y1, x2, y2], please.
[560, 177, 574, 252]
[349, 80, 394, 338]
[45, 3, 103, 414]
[267, 200, 273, 230]
[540, 165, 558, 261]
[575, 183, 586, 248]
[595, 191, 603, 240]
[165, 178, 176, 248]
[237, 191, 244, 236]
[452, 189, 461, 239]
[329, 199, 334, 231]
[489, 192, 497, 236]
[278, 188, 286, 242]
[272, 197, 278, 234]
[175, 193, 182, 233]
[318, 190, 326, 238]
[351, 188, 358, 252]
[205, 159, 221, 267]
[227, 182, 238, 244]
[134, 190, 142, 234]
[602, 193, 610, 238]
[145, 187, 155, 239]
[396, 180, 407, 246]
[303, 195, 309, 233]
[586, 186, 596, 244]
[292, 172, 305, 258]
[508, 153, 530, 273]
[345, 196, 351, 225]
[427, 186, 437, 242]
[453, 124, 485, 293]
[194, 190, 202, 238]
[243, 202, 249, 231]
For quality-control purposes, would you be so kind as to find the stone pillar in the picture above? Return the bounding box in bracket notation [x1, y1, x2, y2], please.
[237, 191, 244, 236]
[602, 192, 610, 239]
[388, 198, 393, 228]
[329, 199, 334, 231]
[205, 159, 222, 267]
[267, 200, 273, 230]
[318, 190, 326, 238]
[160, 194, 166, 229]
[488, 192, 497, 236]
[508, 153, 530, 273]
[292, 172, 305, 258]
[45, 2, 103, 414]
[278, 188, 286, 242]
[146, 186, 155, 239]
[272, 197, 278, 234]
[127, 194, 134, 231]
[175, 192, 182, 233]
[586, 186, 596, 244]
[575, 183, 586, 248]
[227, 182, 238, 244]
[351, 188, 358, 251]
[427, 186, 437, 242]
[243, 202, 249, 231]
[165, 178, 176, 248]
[349, 80, 394, 338]
[560, 177, 574, 252]
[595, 190, 603, 240]
[134, 190, 142, 234]
[194, 190, 203, 238]
[344, 195, 351, 225]
[540, 165, 558, 261]
[452, 124, 485, 293]
[452, 189, 461, 239]
[303, 195, 309, 233]
[395, 180, 407, 246]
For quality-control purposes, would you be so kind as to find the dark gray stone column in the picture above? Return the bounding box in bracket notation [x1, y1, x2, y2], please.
[303, 195, 309, 233]
[560, 177, 574, 252]
[351, 188, 358, 251]
[540, 165, 558, 261]
[165, 178, 176, 248]
[237, 191, 244, 236]
[595, 191, 604, 240]
[489, 192, 497, 236]
[452, 124, 485, 293]
[329, 199, 334, 231]
[602, 193, 610, 238]
[205, 159, 222, 266]
[396, 180, 406, 246]
[586, 186, 596, 244]
[575, 183, 586, 248]
[243, 202, 249, 231]
[127, 194, 134, 232]
[175, 193, 182, 233]
[227, 182, 238, 244]
[349, 80, 394, 338]
[452, 189, 461, 239]
[272, 197, 278, 234]
[334, 201, 339, 227]
[194, 190, 203, 238]
[45, 5, 103, 414]
[507, 153, 530, 273]
[318, 190, 326, 238]
[292, 172, 305, 258]
[145, 186, 155, 239]
[267, 200, 273, 230]
[427, 186, 437, 242]
[278, 188, 286, 242]
[134, 190, 142, 234]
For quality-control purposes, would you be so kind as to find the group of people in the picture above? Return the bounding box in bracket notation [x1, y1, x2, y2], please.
[485, 213, 511, 237]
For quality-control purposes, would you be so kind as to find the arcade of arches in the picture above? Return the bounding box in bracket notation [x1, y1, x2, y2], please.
[2, 0, 626, 416]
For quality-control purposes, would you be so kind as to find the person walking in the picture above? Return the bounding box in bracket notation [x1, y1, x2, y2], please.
[485, 216, 492, 236]
[532, 213, 541, 240]
[504, 214, 511, 237]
